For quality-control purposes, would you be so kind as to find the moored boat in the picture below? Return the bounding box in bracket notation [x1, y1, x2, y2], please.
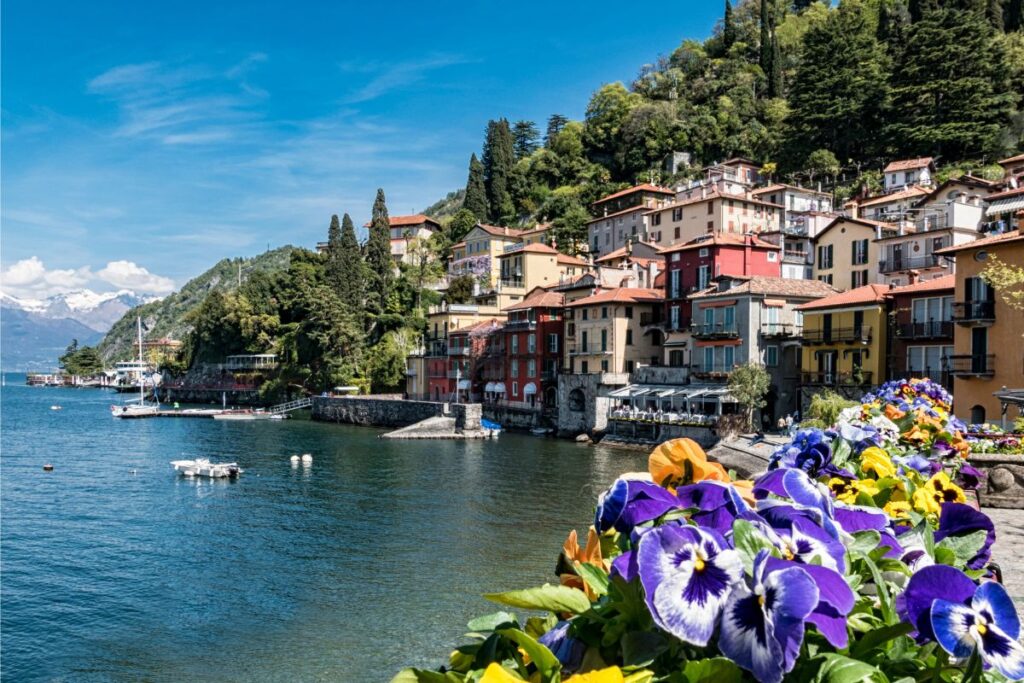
[170, 458, 242, 478]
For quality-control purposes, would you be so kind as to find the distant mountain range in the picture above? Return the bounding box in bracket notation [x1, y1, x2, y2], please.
[1, 290, 157, 371]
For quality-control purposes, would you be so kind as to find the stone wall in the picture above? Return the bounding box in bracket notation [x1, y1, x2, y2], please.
[556, 372, 629, 436]
[451, 403, 481, 431]
[603, 420, 719, 448]
[483, 405, 545, 430]
[312, 396, 445, 428]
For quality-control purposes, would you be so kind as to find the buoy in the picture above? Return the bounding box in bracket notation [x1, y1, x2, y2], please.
[289, 455, 300, 463]
[301, 454, 313, 464]
[43, 464, 54, 472]
[50, 405, 62, 411]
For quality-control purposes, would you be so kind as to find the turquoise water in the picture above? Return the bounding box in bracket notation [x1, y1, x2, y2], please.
[0, 377, 646, 681]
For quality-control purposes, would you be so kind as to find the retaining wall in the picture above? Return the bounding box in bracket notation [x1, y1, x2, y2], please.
[483, 405, 546, 430]
[312, 396, 445, 427]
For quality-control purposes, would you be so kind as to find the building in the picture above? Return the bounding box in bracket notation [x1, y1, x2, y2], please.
[593, 240, 662, 269]
[935, 230, 1024, 424]
[812, 217, 897, 290]
[448, 224, 525, 292]
[564, 288, 664, 375]
[490, 287, 565, 409]
[642, 191, 783, 252]
[519, 223, 553, 247]
[357, 214, 441, 265]
[796, 284, 890, 405]
[983, 187, 1024, 234]
[885, 275, 955, 391]
[883, 158, 935, 192]
[687, 276, 837, 425]
[848, 186, 930, 223]
[487, 243, 590, 309]
[751, 183, 835, 280]
[997, 153, 1024, 187]
[411, 302, 506, 401]
[587, 184, 675, 257]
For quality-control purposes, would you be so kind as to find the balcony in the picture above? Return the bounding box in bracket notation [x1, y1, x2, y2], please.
[541, 369, 560, 381]
[569, 343, 612, 355]
[510, 346, 537, 357]
[801, 371, 874, 386]
[946, 354, 995, 378]
[631, 366, 690, 385]
[505, 318, 536, 330]
[640, 311, 664, 326]
[428, 370, 448, 379]
[895, 321, 953, 339]
[484, 345, 506, 357]
[879, 254, 943, 274]
[690, 322, 740, 339]
[690, 363, 734, 380]
[761, 323, 798, 339]
[801, 327, 872, 344]
[783, 250, 809, 265]
[499, 278, 524, 289]
[952, 301, 995, 325]
[447, 346, 470, 356]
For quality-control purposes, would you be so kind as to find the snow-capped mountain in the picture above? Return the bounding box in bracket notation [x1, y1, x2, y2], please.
[1, 289, 162, 332]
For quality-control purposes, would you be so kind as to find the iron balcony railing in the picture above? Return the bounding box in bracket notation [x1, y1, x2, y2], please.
[783, 250, 809, 264]
[640, 311, 664, 326]
[761, 323, 797, 338]
[568, 343, 612, 355]
[690, 363, 734, 378]
[499, 278, 524, 289]
[879, 254, 942, 273]
[952, 301, 995, 324]
[895, 321, 953, 339]
[946, 354, 995, 377]
[801, 371, 874, 386]
[504, 319, 537, 330]
[801, 326, 872, 344]
[690, 322, 740, 339]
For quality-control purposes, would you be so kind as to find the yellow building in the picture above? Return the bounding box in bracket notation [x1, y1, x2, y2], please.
[935, 230, 1024, 424]
[564, 288, 664, 374]
[518, 223, 552, 246]
[483, 243, 590, 309]
[448, 224, 525, 290]
[811, 217, 897, 290]
[796, 284, 890, 400]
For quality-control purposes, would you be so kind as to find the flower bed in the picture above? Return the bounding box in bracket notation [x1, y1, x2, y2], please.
[394, 378, 1023, 683]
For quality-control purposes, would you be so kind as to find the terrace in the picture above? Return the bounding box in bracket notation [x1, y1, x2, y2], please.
[947, 354, 995, 378]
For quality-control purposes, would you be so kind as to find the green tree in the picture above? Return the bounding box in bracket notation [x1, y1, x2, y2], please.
[325, 214, 343, 291]
[982, 255, 1024, 312]
[368, 329, 414, 393]
[724, 0, 737, 49]
[60, 342, 105, 376]
[463, 153, 488, 220]
[727, 363, 771, 431]
[447, 208, 478, 244]
[444, 274, 476, 304]
[759, 0, 775, 93]
[545, 114, 569, 147]
[805, 148, 841, 183]
[512, 120, 540, 159]
[365, 188, 393, 316]
[783, 0, 890, 167]
[338, 213, 363, 310]
[583, 83, 642, 173]
[550, 202, 591, 255]
[886, 1, 1017, 159]
[482, 119, 517, 223]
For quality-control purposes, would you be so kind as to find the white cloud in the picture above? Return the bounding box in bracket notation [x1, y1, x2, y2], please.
[345, 54, 472, 103]
[96, 260, 175, 294]
[0, 257, 92, 298]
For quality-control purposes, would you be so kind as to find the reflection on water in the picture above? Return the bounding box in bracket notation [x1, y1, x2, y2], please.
[1, 379, 646, 681]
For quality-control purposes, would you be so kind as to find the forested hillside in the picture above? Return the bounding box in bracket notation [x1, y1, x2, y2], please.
[441, 0, 1023, 250]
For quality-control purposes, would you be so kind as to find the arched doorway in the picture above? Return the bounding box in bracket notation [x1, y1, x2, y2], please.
[970, 405, 985, 425]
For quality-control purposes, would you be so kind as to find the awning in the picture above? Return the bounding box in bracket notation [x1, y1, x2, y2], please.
[457, 379, 471, 390]
[986, 196, 1024, 216]
[493, 383, 506, 394]
[484, 382, 497, 392]
[523, 382, 537, 395]
[608, 386, 633, 398]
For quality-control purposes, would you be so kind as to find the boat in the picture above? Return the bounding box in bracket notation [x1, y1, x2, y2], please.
[212, 410, 283, 421]
[481, 418, 502, 438]
[112, 317, 160, 418]
[170, 458, 242, 478]
[50, 405, 63, 411]
[530, 427, 553, 436]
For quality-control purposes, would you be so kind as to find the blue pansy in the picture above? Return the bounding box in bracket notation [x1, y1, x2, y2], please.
[769, 428, 851, 478]
[538, 620, 585, 674]
[837, 422, 882, 453]
[636, 523, 742, 647]
[675, 480, 749, 536]
[932, 580, 1024, 679]
[898, 565, 978, 641]
[595, 476, 679, 533]
[718, 550, 820, 683]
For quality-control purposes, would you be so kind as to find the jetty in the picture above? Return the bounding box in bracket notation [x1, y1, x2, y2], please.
[114, 397, 313, 420]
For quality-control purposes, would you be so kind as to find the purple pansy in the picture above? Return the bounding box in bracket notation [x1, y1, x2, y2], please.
[898, 565, 978, 642]
[837, 422, 883, 453]
[893, 453, 940, 477]
[934, 503, 996, 571]
[769, 428, 851, 478]
[957, 463, 984, 490]
[762, 555, 855, 649]
[675, 481, 749, 536]
[717, 551, 820, 683]
[636, 524, 742, 647]
[538, 621, 585, 674]
[595, 476, 680, 533]
[932, 580, 1024, 679]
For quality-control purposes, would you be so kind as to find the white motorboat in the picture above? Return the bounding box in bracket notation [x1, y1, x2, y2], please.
[170, 458, 242, 478]
[212, 410, 283, 421]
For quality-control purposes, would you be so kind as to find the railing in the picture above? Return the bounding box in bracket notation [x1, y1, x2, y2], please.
[690, 323, 740, 339]
[896, 321, 953, 339]
[540, 369, 559, 381]
[946, 354, 995, 377]
[952, 301, 995, 324]
[428, 370, 448, 379]
[879, 254, 942, 273]
[499, 278, 524, 289]
[510, 346, 537, 356]
[690, 363, 734, 379]
[801, 371, 874, 386]
[568, 343, 611, 355]
[783, 250, 809, 264]
[640, 312, 664, 326]
[801, 327, 872, 344]
[505, 319, 536, 330]
[447, 346, 470, 356]
[761, 323, 797, 338]
[915, 215, 951, 232]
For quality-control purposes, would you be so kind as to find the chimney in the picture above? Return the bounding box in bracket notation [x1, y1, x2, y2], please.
[908, 270, 920, 285]
[701, 185, 707, 200]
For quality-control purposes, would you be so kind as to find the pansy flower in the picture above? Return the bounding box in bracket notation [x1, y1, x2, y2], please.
[675, 480, 750, 536]
[934, 503, 995, 571]
[594, 475, 680, 534]
[636, 524, 742, 646]
[932, 580, 1024, 679]
[717, 551, 820, 683]
[859, 446, 896, 479]
[537, 620, 585, 674]
[911, 471, 966, 515]
[648, 438, 729, 490]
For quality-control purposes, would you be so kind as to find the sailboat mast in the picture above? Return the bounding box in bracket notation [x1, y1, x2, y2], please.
[137, 316, 144, 403]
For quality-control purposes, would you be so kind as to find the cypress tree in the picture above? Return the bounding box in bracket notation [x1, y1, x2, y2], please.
[512, 120, 540, 159]
[325, 214, 343, 290]
[338, 213, 363, 310]
[1008, 0, 1023, 30]
[988, 0, 1005, 29]
[365, 189, 393, 314]
[886, 1, 1015, 158]
[482, 119, 516, 223]
[723, 0, 737, 49]
[760, 0, 773, 83]
[769, 29, 783, 97]
[463, 153, 487, 220]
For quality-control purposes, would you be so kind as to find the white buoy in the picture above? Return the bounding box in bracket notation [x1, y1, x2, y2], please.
[301, 453, 313, 464]
[289, 455, 300, 463]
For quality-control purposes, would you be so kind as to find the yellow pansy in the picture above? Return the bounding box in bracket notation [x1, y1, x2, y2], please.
[884, 500, 912, 519]
[828, 477, 879, 504]
[480, 663, 525, 683]
[912, 471, 966, 515]
[566, 667, 626, 683]
[860, 447, 896, 479]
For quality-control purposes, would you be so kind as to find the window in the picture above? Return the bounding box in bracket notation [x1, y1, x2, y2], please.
[817, 244, 834, 270]
[601, 329, 608, 352]
[699, 248, 709, 257]
[765, 345, 778, 367]
[818, 274, 833, 285]
[697, 265, 710, 290]
[767, 252, 777, 262]
[527, 359, 536, 377]
[582, 309, 588, 321]
[625, 360, 635, 373]
[852, 270, 868, 288]
[671, 253, 680, 262]
[652, 213, 662, 226]
[601, 306, 608, 319]
[852, 239, 869, 265]
[670, 270, 680, 298]
[625, 306, 633, 319]
[626, 329, 633, 345]
[511, 361, 519, 378]
[672, 208, 683, 221]
[601, 360, 609, 372]
[547, 334, 559, 353]
[707, 221, 714, 232]
[724, 345, 735, 368]
[794, 311, 803, 329]
[704, 307, 715, 326]
[512, 381, 518, 396]
[707, 202, 714, 214]
[527, 334, 536, 353]
[567, 323, 576, 336]
[670, 306, 680, 330]
[674, 227, 681, 239]
[511, 335, 519, 354]
[703, 346, 714, 370]
[723, 306, 735, 327]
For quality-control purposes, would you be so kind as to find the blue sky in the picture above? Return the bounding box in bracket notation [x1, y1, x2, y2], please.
[1, 0, 719, 299]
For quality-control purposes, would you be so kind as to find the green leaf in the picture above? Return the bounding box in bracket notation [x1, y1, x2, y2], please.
[850, 622, 914, 659]
[732, 519, 778, 574]
[832, 438, 852, 468]
[497, 628, 560, 682]
[810, 654, 889, 683]
[574, 562, 610, 597]
[389, 669, 464, 683]
[682, 657, 744, 683]
[933, 546, 957, 567]
[936, 530, 987, 568]
[848, 531, 881, 556]
[484, 584, 591, 614]
[467, 611, 519, 633]
[620, 631, 668, 667]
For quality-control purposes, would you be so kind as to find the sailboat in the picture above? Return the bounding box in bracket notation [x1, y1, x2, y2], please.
[111, 317, 160, 418]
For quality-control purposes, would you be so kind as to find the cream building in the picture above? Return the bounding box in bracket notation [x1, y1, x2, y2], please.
[812, 217, 897, 290]
[642, 192, 783, 251]
[564, 288, 664, 375]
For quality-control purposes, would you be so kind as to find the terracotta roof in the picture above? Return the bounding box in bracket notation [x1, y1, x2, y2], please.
[585, 204, 652, 224]
[751, 183, 830, 198]
[565, 287, 664, 307]
[917, 175, 1001, 204]
[476, 224, 525, 238]
[645, 190, 783, 214]
[594, 241, 659, 262]
[855, 186, 930, 208]
[503, 288, 565, 311]
[450, 318, 503, 336]
[362, 214, 440, 229]
[815, 216, 898, 242]
[658, 233, 780, 254]
[451, 241, 466, 249]
[691, 277, 838, 301]
[719, 157, 760, 167]
[887, 274, 955, 296]
[519, 223, 552, 236]
[557, 253, 591, 267]
[934, 230, 1023, 255]
[884, 158, 934, 173]
[594, 183, 675, 205]
[627, 257, 664, 268]
[796, 284, 890, 311]
[997, 153, 1024, 165]
[983, 186, 1024, 201]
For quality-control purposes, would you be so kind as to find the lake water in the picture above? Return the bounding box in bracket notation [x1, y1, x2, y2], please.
[0, 377, 647, 682]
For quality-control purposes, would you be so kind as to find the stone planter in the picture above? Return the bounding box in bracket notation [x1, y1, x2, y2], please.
[971, 453, 1024, 509]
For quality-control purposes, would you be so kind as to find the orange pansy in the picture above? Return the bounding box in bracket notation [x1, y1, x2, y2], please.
[648, 438, 729, 490]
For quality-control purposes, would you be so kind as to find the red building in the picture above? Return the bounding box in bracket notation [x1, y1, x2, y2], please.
[660, 233, 782, 331]
[485, 287, 565, 409]
[886, 274, 955, 390]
